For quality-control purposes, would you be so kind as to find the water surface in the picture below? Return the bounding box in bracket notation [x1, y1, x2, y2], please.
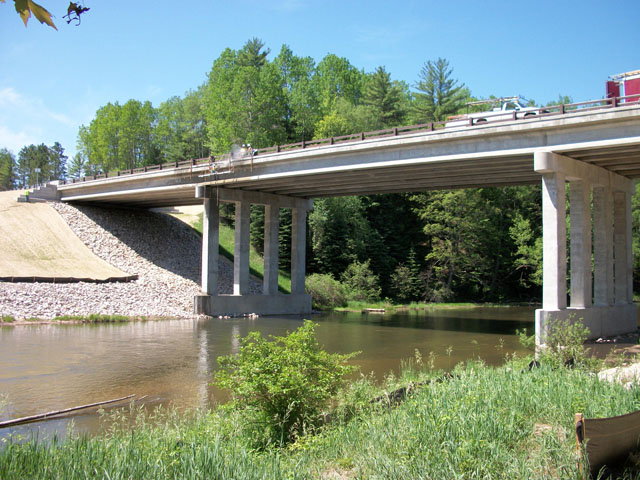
[0, 307, 533, 440]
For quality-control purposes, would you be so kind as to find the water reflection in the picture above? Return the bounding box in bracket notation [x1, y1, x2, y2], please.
[0, 307, 533, 441]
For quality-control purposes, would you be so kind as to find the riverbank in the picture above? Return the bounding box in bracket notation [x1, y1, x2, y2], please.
[0, 313, 170, 325]
[334, 300, 524, 313]
[2, 357, 639, 479]
[0, 201, 261, 320]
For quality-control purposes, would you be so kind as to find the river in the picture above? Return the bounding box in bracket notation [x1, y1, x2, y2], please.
[0, 306, 533, 441]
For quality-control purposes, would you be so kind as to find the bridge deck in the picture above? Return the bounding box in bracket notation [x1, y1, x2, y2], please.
[57, 104, 640, 208]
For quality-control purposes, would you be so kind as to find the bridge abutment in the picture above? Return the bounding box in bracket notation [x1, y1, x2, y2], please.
[194, 186, 313, 316]
[534, 152, 637, 344]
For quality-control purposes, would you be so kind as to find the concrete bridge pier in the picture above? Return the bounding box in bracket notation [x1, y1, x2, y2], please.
[534, 151, 637, 344]
[193, 185, 313, 316]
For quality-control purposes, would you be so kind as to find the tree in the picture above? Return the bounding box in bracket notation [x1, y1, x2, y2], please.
[204, 40, 288, 154]
[412, 58, 467, 123]
[362, 66, 407, 128]
[412, 189, 496, 302]
[155, 88, 210, 163]
[77, 99, 159, 173]
[2, 0, 89, 29]
[67, 152, 86, 178]
[119, 99, 158, 169]
[274, 45, 319, 143]
[341, 259, 381, 302]
[308, 196, 373, 277]
[48, 141, 67, 180]
[15, 143, 66, 187]
[0, 148, 16, 190]
[312, 54, 364, 116]
[237, 37, 270, 68]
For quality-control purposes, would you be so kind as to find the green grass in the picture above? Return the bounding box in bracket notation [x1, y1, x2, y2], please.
[194, 215, 291, 294]
[54, 314, 136, 323]
[335, 300, 505, 312]
[2, 315, 149, 324]
[3, 357, 640, 479]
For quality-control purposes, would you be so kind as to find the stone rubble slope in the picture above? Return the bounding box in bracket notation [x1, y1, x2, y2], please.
[0, 201, 261, 319]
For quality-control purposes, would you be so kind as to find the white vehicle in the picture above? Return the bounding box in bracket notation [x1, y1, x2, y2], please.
[445, 96, 541, 127]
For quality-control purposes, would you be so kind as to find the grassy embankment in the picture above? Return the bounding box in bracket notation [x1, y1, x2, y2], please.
[2, 355, 639, 479]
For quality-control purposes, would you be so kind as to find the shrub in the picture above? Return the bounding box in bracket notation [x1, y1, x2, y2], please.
[214, 320, 358, 447]
[543, 316, 592, 368]
[340, 259, 381, 302]
[305, 273, 347, 309]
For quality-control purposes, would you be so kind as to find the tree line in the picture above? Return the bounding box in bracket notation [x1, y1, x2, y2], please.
[2, 38, 636, 303]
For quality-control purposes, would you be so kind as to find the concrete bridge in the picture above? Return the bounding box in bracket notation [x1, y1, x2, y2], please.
[52, 100, 640, 343]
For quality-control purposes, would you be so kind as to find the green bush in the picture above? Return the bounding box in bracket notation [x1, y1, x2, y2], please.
[543, 316, 592, 368]
[340, 259, 381, 302]
[214, 320, 358, 447]
[305, 273, 347, 309]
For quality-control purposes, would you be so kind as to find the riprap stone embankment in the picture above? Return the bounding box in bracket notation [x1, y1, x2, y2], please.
[0, 202, 261, 319]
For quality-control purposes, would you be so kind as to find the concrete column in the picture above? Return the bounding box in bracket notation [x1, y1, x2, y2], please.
[569, 180, 592, 308]
[593, 187, 614, 306]
[234, 201, 251, 295]
[263, 204, 279, 295]
[541, 172, 567, 310]
[627, 185, 635, 302]
[201, 196, 219, 295]
[614, 191, 629, 304]
[291, 207, 307, 295]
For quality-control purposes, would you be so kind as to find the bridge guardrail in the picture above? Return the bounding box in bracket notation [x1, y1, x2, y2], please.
[60, 95, 640, 186]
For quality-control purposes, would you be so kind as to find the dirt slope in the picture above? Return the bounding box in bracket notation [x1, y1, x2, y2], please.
[0, 191, 132, 281]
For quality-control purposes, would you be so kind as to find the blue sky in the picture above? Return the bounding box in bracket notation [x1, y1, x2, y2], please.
[1, 0, 639, 160]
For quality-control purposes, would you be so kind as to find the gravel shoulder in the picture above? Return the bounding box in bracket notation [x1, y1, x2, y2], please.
[1, 199, 261, 320]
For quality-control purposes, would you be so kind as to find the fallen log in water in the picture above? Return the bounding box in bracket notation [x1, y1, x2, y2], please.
[0, 394, 136, 428]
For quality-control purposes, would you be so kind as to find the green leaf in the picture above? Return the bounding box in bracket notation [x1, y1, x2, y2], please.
[28, 0, 56, 29]
[11, 0, 56, 29]
[13, 0, 30, 26]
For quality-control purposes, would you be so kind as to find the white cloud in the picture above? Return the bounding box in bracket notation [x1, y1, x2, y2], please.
[0, 125, 38, 155]
[0, 86, 79, 156]
[0, 87, 75, 127]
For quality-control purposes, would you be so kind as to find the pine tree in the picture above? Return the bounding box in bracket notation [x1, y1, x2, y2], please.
[363, 66, 406, 128]
[412, 58, 467, 123]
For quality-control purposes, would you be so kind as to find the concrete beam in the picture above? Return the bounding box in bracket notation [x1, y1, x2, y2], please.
[196, 185, 312, 210]
[535, 151, 633, 193]
[194, 294, 312, 316]
[536, 304, 637, 343]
